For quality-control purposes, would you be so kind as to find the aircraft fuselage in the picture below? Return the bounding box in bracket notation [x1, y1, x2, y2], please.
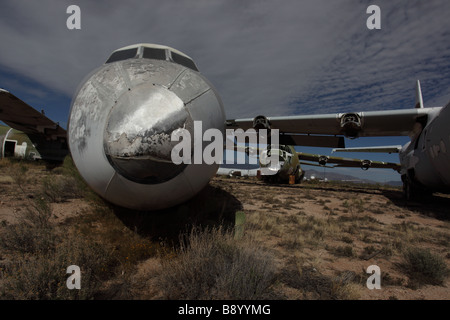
[68, 44, 226, 210]
[0, 125, 41, 160]
[400, 102, 450, 195]
[259, 145, 304, 183]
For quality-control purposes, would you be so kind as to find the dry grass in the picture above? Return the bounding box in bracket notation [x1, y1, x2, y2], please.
[210, 176, 450, 300]
[0, 158, 163, 300]
[0, 196, 113, 299]
[156, 226, 278, 300]
[280, 259, 361, 300]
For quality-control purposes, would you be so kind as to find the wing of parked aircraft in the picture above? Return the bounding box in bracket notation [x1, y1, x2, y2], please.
[226, 143, 401, 172]
[0, 89, 66, 139]
[332, 146, 403, 154]
[297, 152, 401, 172]
[0, 89, 68, 161]
[226, 107, 439, 142]
[225, 81, 438, 151]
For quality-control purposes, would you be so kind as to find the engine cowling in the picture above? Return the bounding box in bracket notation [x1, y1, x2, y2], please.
[253, 115, 271, 130]
[361, 159, 372, 170]
[318, 155, 329, 166]
[340, 113, 362, 138]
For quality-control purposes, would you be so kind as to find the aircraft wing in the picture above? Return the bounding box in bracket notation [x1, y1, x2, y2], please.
[0, 89, 66, 139]
[0, 89, 69, 161]
[226, 107, 440, 141]
[332, 146, 402, 153]
[297, 152, 401, 172]
[225, 143, 401, 171]
[298, 161, 335, 168]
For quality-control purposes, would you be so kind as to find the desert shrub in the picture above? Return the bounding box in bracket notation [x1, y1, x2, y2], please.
[1, 236, 112, 300]
[0, 196, 114, 300]
[47, 156, 94, 201]
[401, 247, 448, 287]
[7, 161, 29, 191]
[157, 227, 277, 300]
[42, 175, 84, 203]
[329, 245, 355, 258]
[0, 158, 12, 169]
[281, 263, 360, 300]
[0, 198, 53, 254]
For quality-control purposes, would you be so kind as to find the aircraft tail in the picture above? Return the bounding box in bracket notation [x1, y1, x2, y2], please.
[414, 80, 424, 109]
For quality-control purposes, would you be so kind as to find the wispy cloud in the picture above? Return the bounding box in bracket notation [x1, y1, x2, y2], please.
[1, 0, 449, 121]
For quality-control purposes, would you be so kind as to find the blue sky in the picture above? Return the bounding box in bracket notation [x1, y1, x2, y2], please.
[1, 0, 450, 182]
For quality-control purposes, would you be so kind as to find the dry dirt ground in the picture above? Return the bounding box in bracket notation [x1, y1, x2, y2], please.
[0, 160, 449, 300]
[210, 176, 450, 300]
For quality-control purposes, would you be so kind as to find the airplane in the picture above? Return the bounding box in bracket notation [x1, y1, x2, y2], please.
[0, 88, 69, 163]
[0, 43, 448, 211]
[226, 80, 450, 200]
[1, 123, 41, 160]
[224, 143, 400, 184]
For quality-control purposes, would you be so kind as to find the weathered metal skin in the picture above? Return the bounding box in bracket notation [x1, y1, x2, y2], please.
[68, 49, 225, 210]
[400, 101, 450, 192]
[0, 126, 40, 159]
[104, 84, 193, 183]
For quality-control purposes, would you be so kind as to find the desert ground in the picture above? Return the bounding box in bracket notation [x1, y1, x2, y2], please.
[0, 158, 448, 300]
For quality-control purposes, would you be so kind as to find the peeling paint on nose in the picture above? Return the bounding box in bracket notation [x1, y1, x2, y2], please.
[104, 83, 193, 184]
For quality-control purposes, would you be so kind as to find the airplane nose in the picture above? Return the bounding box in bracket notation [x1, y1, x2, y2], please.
[104, 83, 194, 184]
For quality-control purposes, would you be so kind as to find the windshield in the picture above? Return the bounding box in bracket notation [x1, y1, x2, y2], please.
[105, 48, 138, 64]
[171, 51, 199, 71]
[143, 47, 167, 61]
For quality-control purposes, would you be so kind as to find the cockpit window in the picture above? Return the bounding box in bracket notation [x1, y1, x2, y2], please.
[105, 48, 138, 64]
[171, 52, 199, 71]
[143, 47, 167, 61]
[105, 46, 199, 71]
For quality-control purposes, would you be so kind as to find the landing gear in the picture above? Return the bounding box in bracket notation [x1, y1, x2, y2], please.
[402, 173, 418, 201]
[402, 178, 414, 201]
[296, 170, 305, 184]
[401, 174, 431, 201]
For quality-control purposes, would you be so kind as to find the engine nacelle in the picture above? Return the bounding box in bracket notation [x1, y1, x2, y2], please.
[253, 115, 271, 130]
[340, 113, 362, 138]
[68, 44, 225, 210]
[318, 155, 329, 166]
[361, 159, 372, 170]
